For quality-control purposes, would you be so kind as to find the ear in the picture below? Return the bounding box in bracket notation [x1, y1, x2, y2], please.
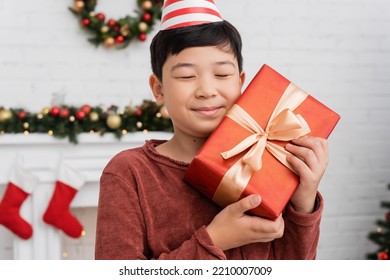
[239, 71, 246, 88]
[149, 74, 164, 104]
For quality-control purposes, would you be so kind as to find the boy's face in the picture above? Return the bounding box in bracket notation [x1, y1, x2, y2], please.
[150, 46, 245, 139]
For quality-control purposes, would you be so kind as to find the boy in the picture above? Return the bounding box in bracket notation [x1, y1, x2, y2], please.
[95, 0, 327, 259]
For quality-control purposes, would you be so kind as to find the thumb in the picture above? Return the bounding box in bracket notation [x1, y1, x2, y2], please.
[230, 194, 261, 216]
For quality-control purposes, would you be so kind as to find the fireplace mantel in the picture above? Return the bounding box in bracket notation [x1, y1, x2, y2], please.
[0, 132, 172, 259]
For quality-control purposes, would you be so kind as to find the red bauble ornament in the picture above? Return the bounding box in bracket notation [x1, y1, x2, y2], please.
[50, 107, 60, 116]
[142, 13, 152, 22]
[81, 18, 90, 27]
[115, 35, 124, 44]
[59, 108, 70, 118]
[80, 104, 92, 114]
[378, 251, 389, 260]
[96, 13, 105, 21]
[138, 33, 147, 41]
[75, 110, 86, 120]
[17, 111, 26, 119]
[107, 19, 116, 27]
[135, 107, 142, 116]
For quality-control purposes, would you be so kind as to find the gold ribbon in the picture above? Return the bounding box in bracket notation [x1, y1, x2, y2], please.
[213, 83, 311, 207]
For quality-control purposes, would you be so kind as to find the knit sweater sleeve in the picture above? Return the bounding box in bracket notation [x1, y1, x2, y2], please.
[157, 226, 226, 260]
[95, 171, 226, 260]
[270, 193, 324, 260]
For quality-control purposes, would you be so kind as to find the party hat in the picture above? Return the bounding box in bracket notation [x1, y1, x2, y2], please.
[161, 0, 223, 30]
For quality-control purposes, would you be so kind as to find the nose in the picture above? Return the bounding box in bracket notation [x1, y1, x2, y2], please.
[195, 76, 217, 99]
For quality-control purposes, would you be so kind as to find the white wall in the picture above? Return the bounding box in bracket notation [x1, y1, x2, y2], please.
[1, 0, 390, 260]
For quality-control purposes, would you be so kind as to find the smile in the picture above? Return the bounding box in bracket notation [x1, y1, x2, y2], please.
[192, 107, 223, 116]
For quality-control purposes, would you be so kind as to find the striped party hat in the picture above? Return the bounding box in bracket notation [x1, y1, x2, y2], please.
[160, 0, 223, 30]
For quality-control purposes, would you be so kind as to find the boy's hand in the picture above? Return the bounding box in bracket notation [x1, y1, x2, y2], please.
[206, 195, 284, 251]
[285, 136, 328, 214]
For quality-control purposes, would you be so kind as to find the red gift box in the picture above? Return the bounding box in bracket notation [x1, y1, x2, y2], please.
[183, 64, 340, 220]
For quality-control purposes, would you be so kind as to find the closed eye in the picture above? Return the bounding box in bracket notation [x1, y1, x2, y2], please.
[177, 76, 195, 80]
[215, 74, 231, 78]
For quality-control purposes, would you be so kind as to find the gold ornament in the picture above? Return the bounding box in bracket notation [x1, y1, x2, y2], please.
[0, 109, 12, 121]
[138, 22, 148, 33]
[142, 1, 153, 10]
[103, 37, 115, 47]
[73, 1, 84, 12]
[41, 107, 50, 115]
[159, 105, 170, 119]
[100, 26, 109, 33]
[106, 114, 122, 129]
[121, 30, 129, 36]
[120, 25, 131, 36]
[89, 111, 99, 122]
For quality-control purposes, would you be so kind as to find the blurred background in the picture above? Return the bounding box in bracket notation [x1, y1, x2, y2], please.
[0, 0, 389, 260]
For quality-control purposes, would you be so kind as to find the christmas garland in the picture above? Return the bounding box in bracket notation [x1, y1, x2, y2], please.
[0, 100, 172, 144]
[70, 0, 163, 48]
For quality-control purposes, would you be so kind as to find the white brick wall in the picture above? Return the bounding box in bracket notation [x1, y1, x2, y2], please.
[1, 0, 390, 260]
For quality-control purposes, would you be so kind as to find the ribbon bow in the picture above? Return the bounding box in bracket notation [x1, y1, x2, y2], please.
[221, 105, 310, 172]
[213, 83, 311, 207]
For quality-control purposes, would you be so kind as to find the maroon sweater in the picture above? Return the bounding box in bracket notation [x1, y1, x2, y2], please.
[95, 140, 323, 260]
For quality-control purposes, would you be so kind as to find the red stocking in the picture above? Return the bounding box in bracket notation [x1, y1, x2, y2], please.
[0, 167, 38, 239]
[43, 162, 86, 238]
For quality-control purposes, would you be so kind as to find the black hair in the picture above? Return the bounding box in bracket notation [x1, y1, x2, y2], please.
[150, 20, 243, 81]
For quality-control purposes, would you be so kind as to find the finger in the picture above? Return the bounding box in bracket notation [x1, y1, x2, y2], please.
[287, 137, 328, 170]
[228, 195, 261, 216]
[252, 215, 285, 241]
[292, 136, 328, 163]
[286, 143, 318, 170]
[286, 153, 311, 177]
